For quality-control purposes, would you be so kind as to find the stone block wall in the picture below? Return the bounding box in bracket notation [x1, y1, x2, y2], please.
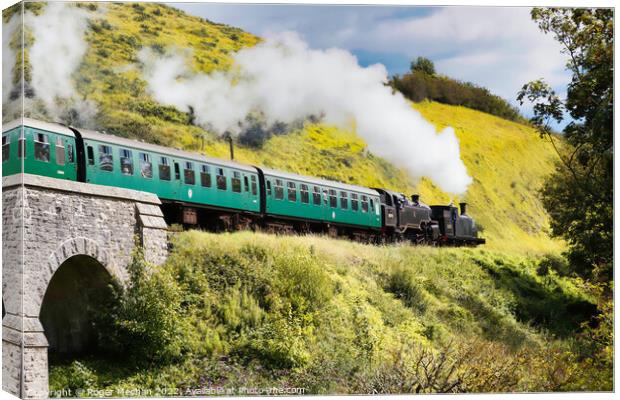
[2, 174, 168, 398]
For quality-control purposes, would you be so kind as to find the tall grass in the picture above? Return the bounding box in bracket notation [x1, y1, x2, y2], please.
[50, 231, 608, 395]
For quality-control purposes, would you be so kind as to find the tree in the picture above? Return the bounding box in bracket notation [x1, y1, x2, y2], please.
[517, 8, 613, 283]
[410, 56, 436, 75]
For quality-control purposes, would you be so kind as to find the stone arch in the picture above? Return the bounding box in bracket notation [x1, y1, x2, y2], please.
[40, 253, 118, 357]
[30, 237, 126, 318]
[2, 176, 169, 398]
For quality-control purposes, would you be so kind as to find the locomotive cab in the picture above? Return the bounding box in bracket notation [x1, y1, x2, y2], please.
[376, 189, 398, 229]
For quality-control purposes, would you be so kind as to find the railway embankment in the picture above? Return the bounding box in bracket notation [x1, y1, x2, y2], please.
[50, 230, 610, 394]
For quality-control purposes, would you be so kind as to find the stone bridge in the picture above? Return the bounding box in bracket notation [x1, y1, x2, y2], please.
[2, 174, 168, 399]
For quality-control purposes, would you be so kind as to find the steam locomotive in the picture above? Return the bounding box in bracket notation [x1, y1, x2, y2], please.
[2, 118, 484, 246]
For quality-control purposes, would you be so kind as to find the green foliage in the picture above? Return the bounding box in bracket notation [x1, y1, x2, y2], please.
[391, 70, 526, 123]
[245, 315, 313, 369]
[517, 8, 613, 283]
[536, 253, 571, 277]
[50, 232, 609, 394]
[410, 56, 436, 75]
[96, 249, 186, 364]
[472, 253, 596, 337]
[129, 100, 190, 124]
[49, 361, 97, 395]
[386, 267, 429, 314]
[273, 252, 334, 314]
[3, 1, 44, 22]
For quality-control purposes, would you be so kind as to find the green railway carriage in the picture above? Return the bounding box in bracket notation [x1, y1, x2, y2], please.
[2, 119, 261, 214]
[2, 119, 79, 180]
[261, 168, 382, 229]
[79, 129, 261, 214]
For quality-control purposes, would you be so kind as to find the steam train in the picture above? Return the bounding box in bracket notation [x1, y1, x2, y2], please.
[2, 118, 484, 246]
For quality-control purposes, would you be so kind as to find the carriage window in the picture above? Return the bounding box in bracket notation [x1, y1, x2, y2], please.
[174, 162, 181, 180]
[287, 181, 297, 202]
[55, 137, 65, 166]
[139, 153, 152, 178]
[340, 191, 348, 209]
[159, 156, 171, 181]
[266, 180, 272, 196]
[244, 176, 249, 192]
[232, 171, 242, 193]
[184, 161, 195, 185]
[119, 148, 133, 175]
[250, 175, 258, 195]
[2, 135, 9, 162]
[351, 193, 359, 211]
[67, 143, 74, 163]
[274, 179, 284, 200]
[370, 199, 376, 214]
[361, 195, 369, 213]
[300, 184, 309, 204]
[99, 145, 113, 171]
[87, 146, 94, 165]
[200, 164, 211, 187]
[216, 168, 227, 190]
[313, 186, 321, 205]
[34, 133, 50, 162]
[329, 189, 337, 208]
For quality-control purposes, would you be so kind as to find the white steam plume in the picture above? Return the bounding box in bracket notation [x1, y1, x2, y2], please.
[2, 13, 19, 105]
[139, 32, 472, 194]
[25, 2, 95, 122]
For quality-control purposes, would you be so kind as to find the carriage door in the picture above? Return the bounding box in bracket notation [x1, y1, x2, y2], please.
[58, 136, 77, 180]
[173, 160, 182, 198]
[242, 173, 251, 210]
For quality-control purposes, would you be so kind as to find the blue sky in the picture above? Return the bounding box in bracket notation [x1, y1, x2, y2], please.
[170, 3, 572, 129]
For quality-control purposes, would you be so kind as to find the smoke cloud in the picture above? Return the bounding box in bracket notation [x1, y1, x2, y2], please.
[27, 2, 96, 123]
[139, 33, 471, 194]
[2, 13, 17, 104]
[2, 3, 96, 124]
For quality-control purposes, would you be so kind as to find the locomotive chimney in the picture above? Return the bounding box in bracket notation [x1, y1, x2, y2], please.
[224, 132, 234, 160]
[411, 194, 420, 204]
[459, 202, 467, 215]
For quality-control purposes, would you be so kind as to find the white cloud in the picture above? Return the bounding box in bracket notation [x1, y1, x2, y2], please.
[171, 4, 571, 113]
[354, 7, 569, 104]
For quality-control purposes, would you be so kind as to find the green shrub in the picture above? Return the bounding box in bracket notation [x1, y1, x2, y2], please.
[49, 361, 97, 395]
[537, 254, 571, 277]
[387, 267, 429, 314]
[96, 249, 185, 364]
[217, 283, 266, 332]
[244, 315, 312, 369]
[390, 71, 526, 123]
[273, 252, 333, 314]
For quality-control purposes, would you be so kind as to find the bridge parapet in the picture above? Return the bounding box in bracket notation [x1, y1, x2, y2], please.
[2, 174, 168, 399]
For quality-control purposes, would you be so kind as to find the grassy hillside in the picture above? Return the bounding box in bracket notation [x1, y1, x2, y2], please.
[413, 102, 564, 254]
[49, 231, 608, 394]
[8, 1, 563, 254]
